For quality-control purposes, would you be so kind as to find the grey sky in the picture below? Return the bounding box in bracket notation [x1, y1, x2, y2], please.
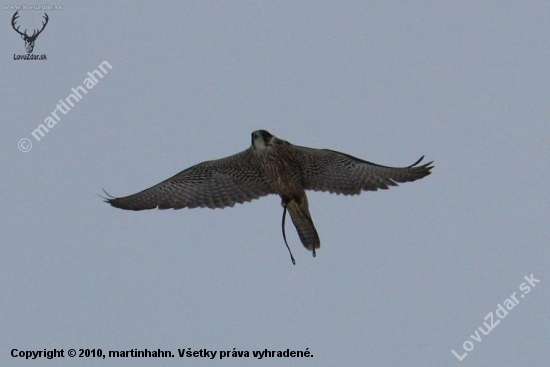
[2, 2, 549, 366]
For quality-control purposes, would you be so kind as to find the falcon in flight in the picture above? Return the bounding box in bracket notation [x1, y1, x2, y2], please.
[104, 130, 433, 264]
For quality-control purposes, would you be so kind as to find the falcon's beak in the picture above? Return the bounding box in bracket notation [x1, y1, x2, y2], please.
[251, 131, 266, 150]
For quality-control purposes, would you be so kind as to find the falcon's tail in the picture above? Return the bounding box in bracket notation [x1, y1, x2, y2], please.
[286, 195, 320, 253]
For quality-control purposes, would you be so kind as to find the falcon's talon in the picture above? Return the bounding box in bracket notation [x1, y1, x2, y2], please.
[105, 129, 434, 262]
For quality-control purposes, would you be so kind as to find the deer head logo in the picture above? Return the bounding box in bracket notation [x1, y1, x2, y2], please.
[11, 11, 49, 54]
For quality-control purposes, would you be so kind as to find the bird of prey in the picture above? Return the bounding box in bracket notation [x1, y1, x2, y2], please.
[104, 130, 433, 264]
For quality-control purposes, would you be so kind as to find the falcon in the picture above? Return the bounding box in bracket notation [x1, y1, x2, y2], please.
[104, 130, 433, 264]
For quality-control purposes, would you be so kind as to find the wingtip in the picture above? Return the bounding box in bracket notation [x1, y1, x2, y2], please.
[99, 188, 117, 203]
[409, 155, 425, 167]
[411, 155, 434, 170]
[406, 156, 434, 181]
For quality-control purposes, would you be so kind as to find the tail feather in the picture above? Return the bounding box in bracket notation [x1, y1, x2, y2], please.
[286, 195, 320, 251]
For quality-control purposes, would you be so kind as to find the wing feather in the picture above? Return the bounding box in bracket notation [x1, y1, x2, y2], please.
[104, 149, 274, 210]
[293, 146, 433, 195]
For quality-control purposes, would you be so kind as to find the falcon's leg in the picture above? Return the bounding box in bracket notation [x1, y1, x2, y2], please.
[281, 205, 296, 265]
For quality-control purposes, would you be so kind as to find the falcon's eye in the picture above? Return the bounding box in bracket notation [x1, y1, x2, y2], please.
[261, 130, 273, 142]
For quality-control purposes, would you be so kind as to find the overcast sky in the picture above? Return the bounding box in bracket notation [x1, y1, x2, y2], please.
[2, 1, 549, 366]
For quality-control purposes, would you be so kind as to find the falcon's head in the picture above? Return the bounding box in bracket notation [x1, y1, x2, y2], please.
[251, 130, 275, 150]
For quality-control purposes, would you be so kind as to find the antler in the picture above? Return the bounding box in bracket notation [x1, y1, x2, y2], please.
[31, 13, 49, 39]
[11, 10, 25, 37]
[11, 11, 49, 40]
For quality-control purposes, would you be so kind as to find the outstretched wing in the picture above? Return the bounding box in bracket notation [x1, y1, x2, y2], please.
[104, 149, 275, 210]
[293, 146, 433, 195]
